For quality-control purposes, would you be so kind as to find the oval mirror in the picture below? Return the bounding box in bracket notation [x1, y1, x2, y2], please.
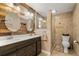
[26, 19, 34, 32]
[25, 11, 34, 33]
[5, 13, 21, 32]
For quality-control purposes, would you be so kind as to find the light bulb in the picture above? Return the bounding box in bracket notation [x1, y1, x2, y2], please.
[30, 13, 34, 17]
[52, 9, 56, 13]
[27, 12, 30, 15]
[16, 6, 20, 12]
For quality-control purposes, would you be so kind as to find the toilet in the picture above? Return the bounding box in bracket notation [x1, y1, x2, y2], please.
[62, 34, 70, 53]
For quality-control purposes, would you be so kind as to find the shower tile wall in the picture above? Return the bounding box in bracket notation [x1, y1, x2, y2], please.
[53, 12, 73, 52]
[73, 4, 79, 55]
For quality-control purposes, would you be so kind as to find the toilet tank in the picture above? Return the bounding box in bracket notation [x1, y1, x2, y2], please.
[62, 36, 70, 42]
[62, 34, 70, 42]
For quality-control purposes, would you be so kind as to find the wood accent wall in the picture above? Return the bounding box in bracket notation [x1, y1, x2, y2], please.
[0, 15, 28, 36]
[0, 15, 11, 36]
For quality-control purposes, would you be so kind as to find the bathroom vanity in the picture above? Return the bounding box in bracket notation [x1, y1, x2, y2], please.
[0, 35, 41, 56]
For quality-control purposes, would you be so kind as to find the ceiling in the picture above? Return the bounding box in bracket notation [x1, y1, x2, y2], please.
[27, 3, 75, 17]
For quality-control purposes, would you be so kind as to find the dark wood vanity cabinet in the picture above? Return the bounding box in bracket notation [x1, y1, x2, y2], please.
[24, 43, 36, 56]
[16, 42, 36, 56]
[36, 37, 41, 55]
[0, 44, 16, 56]
[0, 36, 41, 56]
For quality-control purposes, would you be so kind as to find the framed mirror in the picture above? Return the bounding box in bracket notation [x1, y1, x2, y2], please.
[36, 13, 46, 29]
[25, 10, 35, 33]
[17, 4, 35, 33]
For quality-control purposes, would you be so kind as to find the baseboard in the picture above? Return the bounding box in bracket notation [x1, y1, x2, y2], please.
[42, 50, 51, 56]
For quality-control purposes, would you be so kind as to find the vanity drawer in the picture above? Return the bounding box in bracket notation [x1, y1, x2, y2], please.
[15, 39, 36, 49]
[16, 47, 25, 56]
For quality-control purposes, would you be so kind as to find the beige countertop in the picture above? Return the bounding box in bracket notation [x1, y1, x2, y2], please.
[0, 34, 41, 47]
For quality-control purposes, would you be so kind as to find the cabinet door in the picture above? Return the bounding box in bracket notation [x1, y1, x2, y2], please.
[16, 39, 36, 56]
[16, 48, 25, 56]
[6, 52, 16, 56]
[36, 37, 41, 55]
[0, 44, 16, 56]
[24, 43, 36, 56]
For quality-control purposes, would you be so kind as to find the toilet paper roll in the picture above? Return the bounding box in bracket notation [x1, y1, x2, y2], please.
[73, 40, 79, 44]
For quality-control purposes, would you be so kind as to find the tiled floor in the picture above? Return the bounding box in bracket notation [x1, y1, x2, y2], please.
[38, 52, 48, 56]
[39, 49, 77, 56]
[52, 49, 77, 56]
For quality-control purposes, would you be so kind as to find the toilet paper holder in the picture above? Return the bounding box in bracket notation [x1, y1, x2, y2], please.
[74, 40, 79, 44]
